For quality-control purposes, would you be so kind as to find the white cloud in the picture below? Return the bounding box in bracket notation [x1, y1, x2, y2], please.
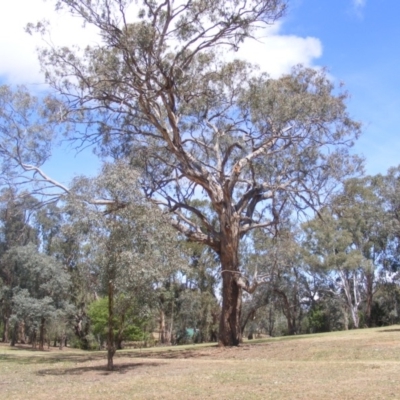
[233, 23, 322, 77]
[0, 1, 322, 86]
[0, 0, 100, 86]
[353, 0, 366, 8]
[352, 0, 366, 17]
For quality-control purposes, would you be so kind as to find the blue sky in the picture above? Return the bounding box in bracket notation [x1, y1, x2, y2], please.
[0, 0, 399, 183]
[282, 0, 400, 175]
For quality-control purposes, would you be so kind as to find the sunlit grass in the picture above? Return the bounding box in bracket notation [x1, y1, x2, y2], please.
[1, 326, 400, 399]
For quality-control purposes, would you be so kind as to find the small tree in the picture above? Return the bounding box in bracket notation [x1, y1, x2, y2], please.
[67, 162, 186, 370]
[88, 296, 146, 349]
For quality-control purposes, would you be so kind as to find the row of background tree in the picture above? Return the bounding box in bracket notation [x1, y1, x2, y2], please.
[1, 164, 400, 351]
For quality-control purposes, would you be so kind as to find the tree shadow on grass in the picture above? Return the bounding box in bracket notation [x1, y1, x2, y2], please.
[0, 343, 246, 365]
[37, 361, 161, 376]
[120, 348, 217, 360]
[0, 352, 105, 365]
[377, 328, 400, 333]
[0, 347, 207, 365]
[118, 345, 256, 360]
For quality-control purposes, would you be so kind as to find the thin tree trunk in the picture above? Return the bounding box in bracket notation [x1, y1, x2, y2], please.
[39, 317, 46, 351]
[18, 321, 26, 344]
[107, 279, 116, 371]
[3, 316, 9, 343]
[169, 300, 174, 345]
[31, 330, 37, 349]
[10, 322, 18, 347]
[268, 305, 276, 336]
[159, 309, 166, 344]
[342, 305, 349, 330]
[74, 313, 90, 350]
[59, 333, 65, 350]
[365, 272, 374, 327]
[241, 309, 256, 336]
[116, 313, 125, 350]
[275, 289, 295, 335]
[339, 271, 360, 329]
[350, 305, 360, 329]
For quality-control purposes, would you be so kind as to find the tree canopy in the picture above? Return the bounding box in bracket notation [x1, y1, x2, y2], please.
[0, 0, 365, 346]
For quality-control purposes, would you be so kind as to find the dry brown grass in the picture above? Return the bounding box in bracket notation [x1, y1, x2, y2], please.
[1, 326, 400, 399]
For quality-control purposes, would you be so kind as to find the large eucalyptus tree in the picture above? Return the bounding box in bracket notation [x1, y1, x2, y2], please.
[11, 0, 363, 345]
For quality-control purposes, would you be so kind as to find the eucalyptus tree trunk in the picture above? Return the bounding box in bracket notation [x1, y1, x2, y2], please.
[339, 270, 361, 329]
[219, 267, 242, 346]
[219, 209, 242, 346]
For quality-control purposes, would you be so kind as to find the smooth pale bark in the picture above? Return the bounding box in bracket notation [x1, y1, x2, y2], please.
[339, 270, 361, 329]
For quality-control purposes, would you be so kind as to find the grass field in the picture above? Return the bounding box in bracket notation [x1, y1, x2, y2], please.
[1, 326, 400, 399]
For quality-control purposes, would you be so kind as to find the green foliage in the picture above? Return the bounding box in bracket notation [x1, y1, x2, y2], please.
[3, 0, 400, 347]
[2, 245, 73, 337]
[1, 0, 365, 347]
[87, 297, 109, 339]
[307, 306, 330, 333]
[88, 297, 147, 345]
[68, 333, 99, 350]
